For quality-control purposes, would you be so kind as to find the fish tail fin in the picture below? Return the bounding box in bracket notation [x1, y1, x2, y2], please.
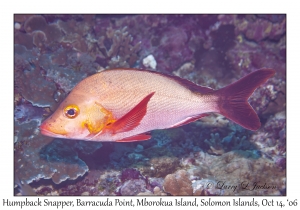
[216, 69, 275, 130]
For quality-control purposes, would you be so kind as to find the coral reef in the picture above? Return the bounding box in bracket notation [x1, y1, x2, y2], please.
[96, 27, 141, 68]
[14, 45, 57, 108]
[14, 135, 90, 185]
[137, 186, 167, 196]
[141, 156, 180, 177]
[192, 179, 224, 195]
[163, 170, 193, 195]
[119, 179, 150, 195]
[185, 150, 285, 195]
[14, 14, 285, 196]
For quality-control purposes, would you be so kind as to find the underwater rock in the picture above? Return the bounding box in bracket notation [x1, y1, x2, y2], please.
[14, 32, 34, 50]
[24, 15, 48, 33]
[264, 111, 286, 140]
[154, 26, 193, 72]
[40, 51, 99, 93]
[14, 120, 40, 143]
[35, 185, 55, 196]
[32, 31, 47, 49]
[173, 62, 195, 78]
[15, 14, 34, 24]
[97, 170, 121, 195]
[120, 179, 149, 195]
[57, 169, 108, 195]
[142, 156, 180, 178]
[142, 54, 157, 70]
[153, 186, 167, 195]
[244, 17, 285, 42]
[14, 102, 48, 125]
[186, 166, 212, 180]
[189, 150, 285, 195]
[250, 110, 286, 165]
[137, 186, 167, 196]
[120, 168, 142, 182]
[22, 15, 64, 49]
[148, 177, 164, 189]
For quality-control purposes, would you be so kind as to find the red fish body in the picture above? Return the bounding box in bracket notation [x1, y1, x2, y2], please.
[40, 68, 275, 142]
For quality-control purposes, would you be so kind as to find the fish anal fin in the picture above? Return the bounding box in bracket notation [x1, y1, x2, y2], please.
[170, 114, 209, 128]
[109, 92, 155, 134]
[116, 133, 152, 142]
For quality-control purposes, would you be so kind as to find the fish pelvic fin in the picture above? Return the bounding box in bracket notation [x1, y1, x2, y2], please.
[109, 92, 155, 134]
[216, 68, 275, 131]
[169, 113, 209, 128]
[116, 133, 152, 142]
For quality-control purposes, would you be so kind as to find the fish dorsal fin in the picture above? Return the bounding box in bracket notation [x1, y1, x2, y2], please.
[116, 133, 152, 142]
[169, 76, 215, 94]
[109, 92, 155, 134]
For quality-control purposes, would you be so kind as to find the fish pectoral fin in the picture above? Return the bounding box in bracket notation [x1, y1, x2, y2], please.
[116, 133, 152, 142]
[109, 92, 155, 134]
[169, 113, 209, 128]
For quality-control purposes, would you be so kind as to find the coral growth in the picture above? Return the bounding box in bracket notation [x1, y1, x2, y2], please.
[141, 156, 180, 177]
[14, 45, 57, 108]
[185, 150, 285, 195]
[163, 170, 193, 195]
[14, 135, 89, 185]
[97, 27, 141, 68]
[119, 179, 149, 195]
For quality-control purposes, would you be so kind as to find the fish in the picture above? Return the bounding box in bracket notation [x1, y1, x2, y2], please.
[40, 68, 275, 142]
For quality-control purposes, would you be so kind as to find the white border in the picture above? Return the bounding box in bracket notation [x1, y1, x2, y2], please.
[2, 0, 298, 209]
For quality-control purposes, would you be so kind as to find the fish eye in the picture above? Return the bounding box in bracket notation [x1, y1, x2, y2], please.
[64, 105, 80, 119]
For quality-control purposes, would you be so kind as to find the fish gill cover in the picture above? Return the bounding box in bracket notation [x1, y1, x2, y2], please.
[14, 14, 286, 196]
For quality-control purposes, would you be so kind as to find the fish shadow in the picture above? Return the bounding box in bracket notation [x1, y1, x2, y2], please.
[39, 139, 82, 164]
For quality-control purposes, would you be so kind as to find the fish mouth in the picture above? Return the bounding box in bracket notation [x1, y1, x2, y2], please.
[40, 123, 67, 138]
